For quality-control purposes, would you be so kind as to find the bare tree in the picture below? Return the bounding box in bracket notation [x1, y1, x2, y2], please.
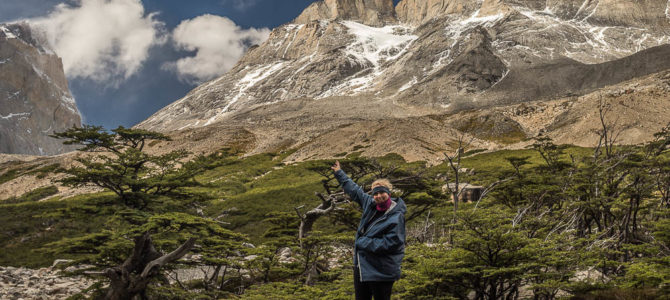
[594, 97, 622, 160]
[295, 191, 348, 245]
[87, 232, 195, 300]
[442, 134, 475, 213]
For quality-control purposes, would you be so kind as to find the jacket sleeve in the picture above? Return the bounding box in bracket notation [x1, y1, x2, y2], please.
[355, 214, 405, 254]
[334, 169, 372, 208]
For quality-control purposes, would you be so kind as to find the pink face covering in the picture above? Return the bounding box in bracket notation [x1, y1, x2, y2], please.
[376, 198, 392, 211]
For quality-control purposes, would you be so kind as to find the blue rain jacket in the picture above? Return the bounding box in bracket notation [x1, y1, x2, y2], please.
[334, 170, 406, 282]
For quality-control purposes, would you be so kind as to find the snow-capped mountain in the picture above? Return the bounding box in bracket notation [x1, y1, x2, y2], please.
[137, 0, 670, 162]
[0, 23, 81, 155]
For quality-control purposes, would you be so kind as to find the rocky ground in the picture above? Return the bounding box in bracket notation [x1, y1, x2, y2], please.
[0, 262, 94, 300]
[0, 246, 346, 299]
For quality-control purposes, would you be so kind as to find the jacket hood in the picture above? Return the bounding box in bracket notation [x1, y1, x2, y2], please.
[391, 198, 407, 215]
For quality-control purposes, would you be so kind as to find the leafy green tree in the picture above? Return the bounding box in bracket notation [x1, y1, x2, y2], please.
[46, 126, 248, 298]
[52, 125, 209, 209]
[242, 212, 301, 286]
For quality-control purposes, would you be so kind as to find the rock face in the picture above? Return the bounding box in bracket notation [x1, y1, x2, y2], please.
[138, 0, 670, 162]
[396, 0, 479, 25]
[294, 0, 397, 26]
[0, 23, 81, 156]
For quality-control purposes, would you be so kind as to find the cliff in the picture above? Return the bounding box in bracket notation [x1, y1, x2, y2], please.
[0, 23, 81, 155]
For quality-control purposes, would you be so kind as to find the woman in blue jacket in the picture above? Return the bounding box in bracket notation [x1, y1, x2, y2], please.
[331, 161, 406, 300]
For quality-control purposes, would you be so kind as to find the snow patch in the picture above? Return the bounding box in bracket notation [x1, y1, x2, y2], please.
[582, 1, 599, 21]
[283, 24, 303, 31]
[1, 112, 30, 120]
[292, 57, 313, 74]
[282, 24, 305, 58]
[666, 1, 670, 21]
[1, 26, 16, 39]
[235, 62, 285, 94]
[61, 95, 78, 114]
[177, 123, 194, 131]
[318, 69, 376, 99]
[0, 58, 10, 64]
[489, 69, 509, 89]
[341, 21, 417, 67]
[399, 76, 418, 92]
[317, 21, 417, 98]
[428, 50, 453, 75]
[7, 91, 21, 100]
[434, 9, 505, 72]
[205, 62, 286, 125]
[509, 6, 670, 64]
[462, 10, 505, 26]
[575, 0, 596, 20]
[30, 62, 53, 83]
[61, 95, 76, 104]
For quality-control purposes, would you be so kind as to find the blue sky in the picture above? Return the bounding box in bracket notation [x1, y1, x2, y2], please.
[0, 0, 400, 129]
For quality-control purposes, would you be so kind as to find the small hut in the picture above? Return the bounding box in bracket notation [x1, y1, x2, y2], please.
[443, 183, 485, 203]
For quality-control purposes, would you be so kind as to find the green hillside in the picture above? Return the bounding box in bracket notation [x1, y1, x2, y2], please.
[1, 126, 669, 299]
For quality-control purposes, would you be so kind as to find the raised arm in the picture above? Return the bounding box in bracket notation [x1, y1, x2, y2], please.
[331, 161, 372, 208]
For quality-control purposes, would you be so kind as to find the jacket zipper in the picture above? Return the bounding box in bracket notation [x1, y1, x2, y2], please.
[361, 205, 393, 234]
[366, 213, 388, 233]
[357, 252, 363, 282]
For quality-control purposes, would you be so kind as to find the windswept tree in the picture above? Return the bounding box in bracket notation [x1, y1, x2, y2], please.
[52, 125, 209, 209]
[47, 126, 245, 299]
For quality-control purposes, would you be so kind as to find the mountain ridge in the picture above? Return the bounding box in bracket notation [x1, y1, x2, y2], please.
[134, 0, 670, 162]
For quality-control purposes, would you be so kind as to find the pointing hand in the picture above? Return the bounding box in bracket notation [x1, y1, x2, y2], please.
[331, 160, 341, 172]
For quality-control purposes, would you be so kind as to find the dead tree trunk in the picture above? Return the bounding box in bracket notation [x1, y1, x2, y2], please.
[295, 192, 346, 246]
[100, 232, 196, 300]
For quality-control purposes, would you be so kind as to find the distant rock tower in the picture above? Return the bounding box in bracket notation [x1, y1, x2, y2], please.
[0, 23, 81, 155]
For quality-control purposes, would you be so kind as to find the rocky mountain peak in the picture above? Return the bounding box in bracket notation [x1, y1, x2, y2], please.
[294, 0, 397, 26]
[0, 22, 52, 53]
[395, 0, 480, 25]
[0, 23, 81, 155]
[138, 0, 670, 163]
[396, 0, 670, 29]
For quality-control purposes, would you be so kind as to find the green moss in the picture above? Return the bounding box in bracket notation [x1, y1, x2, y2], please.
[0, 168, 20, 185]
[0, 163, 61, 184]
[345, 151, 363, 159]
[460, 149, 542, 172]
[0, 193, 114, 267]
[26, 164, 61, 178]
[0, 146, 609, 269]
[206, 160, 326, 241]
[455, 115, 527, 144]
[4, 186, 59, 204]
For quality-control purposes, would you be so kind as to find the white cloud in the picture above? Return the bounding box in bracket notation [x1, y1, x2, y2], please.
[30, 0, 166, 84]
[165, 14, 270, 84]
